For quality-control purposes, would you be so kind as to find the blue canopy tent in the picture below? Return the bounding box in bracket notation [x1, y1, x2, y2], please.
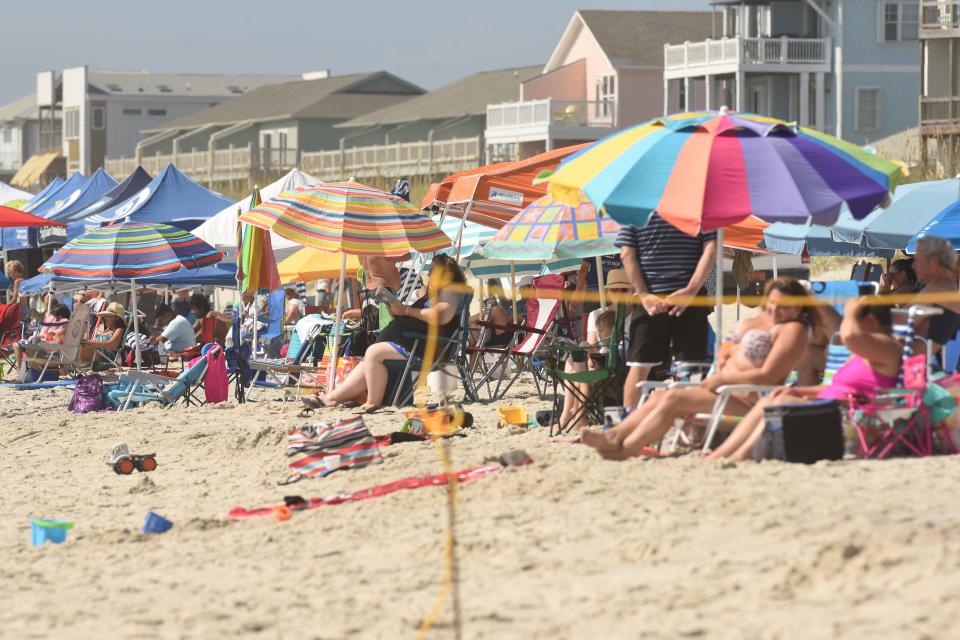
[832, 179, 960, 251]
[21, 177, 64, 212]
[5, 173, 87, 251]
[19, 262, 239, 294]
[37, 169, 118, 246]
[67, 164, 232, 240]
[46, 167, 153, 245]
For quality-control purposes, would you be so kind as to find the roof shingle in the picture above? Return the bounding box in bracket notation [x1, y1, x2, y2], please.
[578, 10, 716, 68]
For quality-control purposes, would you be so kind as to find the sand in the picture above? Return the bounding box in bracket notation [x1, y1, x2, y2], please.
[4, 376, 960, 640]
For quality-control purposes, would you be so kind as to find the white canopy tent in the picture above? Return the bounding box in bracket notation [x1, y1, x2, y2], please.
[191, 168, 322, 261]
[0, 179, 32, 205]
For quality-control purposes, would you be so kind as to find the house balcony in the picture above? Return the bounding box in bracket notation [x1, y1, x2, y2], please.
[484, 98, 617, 148]
[920, 96, 960, 134]
[921, 1, 960, 37]
[663, 36, 831, 79]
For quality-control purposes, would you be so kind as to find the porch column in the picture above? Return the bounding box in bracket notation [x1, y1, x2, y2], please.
[684, 77, 692, 111]
[799, 72, 810, 126]
[705, 75, 714, 110]
[663, 77, 669, 116]
[814, 72, 826, 131]
[735, 70, 745, 112]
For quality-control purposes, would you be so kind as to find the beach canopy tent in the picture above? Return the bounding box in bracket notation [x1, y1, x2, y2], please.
[65, 164, 232, 240]
[58, 167, 150, 223]
[830, 178, 960, 251]
[423, 144, 591, 228]
[192, 168, 322, 261]
[4, 174, 86, 250]
[24, 172, 88, 216]
[0, 180, 31, 205]
[22, 177, 63, 212]
[20, 261, 239, 294]
[41, 168, 118, 223]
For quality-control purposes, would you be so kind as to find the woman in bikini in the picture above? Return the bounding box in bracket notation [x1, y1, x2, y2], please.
[708, 297, 901, 460]
[582, 277, 818, 459]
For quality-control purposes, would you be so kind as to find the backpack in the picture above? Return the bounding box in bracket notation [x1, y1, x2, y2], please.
[68, 374, 106, 413]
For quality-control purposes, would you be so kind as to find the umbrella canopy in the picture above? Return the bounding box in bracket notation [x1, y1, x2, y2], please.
[546, 110, 902, 234]
[20, 262, 240, 294]
[0, 206, 66, 228]
[240, 181, 451, 256]
[908, 200, 960, 252]
[763, 216, 894, 257]
[278, 249, 361, 282]
[843, 179, 960, 251]
[237, 188, 281, 294]
[42, 222, 223, 279]
[480, 195, 620, 261]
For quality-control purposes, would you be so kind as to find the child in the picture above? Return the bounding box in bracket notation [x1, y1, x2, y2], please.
[555, 308, 617, 432]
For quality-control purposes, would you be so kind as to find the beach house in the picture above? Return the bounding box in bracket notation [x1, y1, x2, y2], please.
[39, 66, 297, 177]
[919, 0, 960, 171]
[0, 95, 39, 183]
[121, 71, 424, 187]
[662, 0, 920, 145]
[483, 10, 715, 162]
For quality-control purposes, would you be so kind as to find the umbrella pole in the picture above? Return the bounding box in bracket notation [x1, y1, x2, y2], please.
[510, 262, 518, 325]
[131, 279, 141, 370]
[715, 229, 724, 360]
[454, 202, 473, 261]
[595, 255, 606, 308]
[328, 252, 347, 392]
[772, 254, 779, 279]
[252, 297, 259, 357]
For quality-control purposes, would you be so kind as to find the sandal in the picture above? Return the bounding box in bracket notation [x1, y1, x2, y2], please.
[297, 408, 314, 418]
[352, 403, 383, 415]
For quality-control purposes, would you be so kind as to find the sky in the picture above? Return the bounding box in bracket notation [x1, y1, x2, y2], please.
[0, 0, 712, 105]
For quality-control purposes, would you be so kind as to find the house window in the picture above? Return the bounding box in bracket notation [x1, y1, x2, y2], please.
[1, 128, 11, 144]
[64, 108, 80, 138]
[882, 1, 919, 42]
[91, 107, 105, 130]
[122, 108, 142, 116]
[856, 88, 881, 132]
[147, 108, 167, 116]
[595, 74, 616, 119]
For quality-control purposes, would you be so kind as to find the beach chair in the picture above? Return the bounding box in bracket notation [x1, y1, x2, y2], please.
[545, 303, 626, 435]
[466, 277, 566, 402]
[0, 303, 24, 374]
[164, 316, 217, 371]
[22, 304, 92, 379]
[248, 322, 325, 401]
[383, 290, 476, 407]
[107, 346, 213, 410]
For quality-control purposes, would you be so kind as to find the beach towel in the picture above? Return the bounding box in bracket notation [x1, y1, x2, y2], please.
[285, 416, 382, 480]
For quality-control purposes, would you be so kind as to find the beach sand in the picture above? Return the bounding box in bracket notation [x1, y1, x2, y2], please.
[4, 376, 960, 640]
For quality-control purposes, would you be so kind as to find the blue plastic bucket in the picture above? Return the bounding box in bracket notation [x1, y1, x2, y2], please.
[141, 511, 173, 535]
[31, 518, 74, 546]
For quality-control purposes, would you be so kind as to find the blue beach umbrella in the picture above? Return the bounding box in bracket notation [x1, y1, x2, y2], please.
[845, 179, 960, 250]
[908, 200, 960, 253]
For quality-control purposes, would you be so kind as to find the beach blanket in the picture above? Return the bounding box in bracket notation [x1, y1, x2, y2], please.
[0, 380, 76, 390]
[227, 464, 504, 519]
[285, 416, 382, 480]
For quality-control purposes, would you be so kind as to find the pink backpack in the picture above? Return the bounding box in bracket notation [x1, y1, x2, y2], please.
[202, 345, 228, 404]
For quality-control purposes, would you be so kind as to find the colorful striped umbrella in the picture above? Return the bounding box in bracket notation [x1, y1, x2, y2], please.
[237, 188, 281, 294]
[42, 222, 223, 279]
[479, 195, 619, 261]
[546, 110, 901, 235]
[240, 181, 451, 256]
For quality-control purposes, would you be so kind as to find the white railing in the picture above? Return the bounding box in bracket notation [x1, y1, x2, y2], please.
[922, 1, 960, 29]
[487, 98, 617, 130]
[105, 145, 253, 182]
[664, 36, 831, 71]
[300, 136, 481, 180]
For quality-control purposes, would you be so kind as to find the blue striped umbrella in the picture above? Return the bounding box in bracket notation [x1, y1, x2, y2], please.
[42, 222, 223, 279]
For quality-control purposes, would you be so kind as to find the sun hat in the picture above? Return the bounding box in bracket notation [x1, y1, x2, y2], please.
[97, 302, 127, 319]
[516, 275, 535, 288]
[604, 269, 631, 291]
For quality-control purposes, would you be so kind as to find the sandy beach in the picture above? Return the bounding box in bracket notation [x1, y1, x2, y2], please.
[4, 374, 960, 640]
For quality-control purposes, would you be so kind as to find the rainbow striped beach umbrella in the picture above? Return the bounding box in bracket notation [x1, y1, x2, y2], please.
[546, 110, 902, 235]
[479, 195, 619, 261]
[42, 222, 223, 279]
[237, 188, 281, 294]
[239, 181, 451, 256]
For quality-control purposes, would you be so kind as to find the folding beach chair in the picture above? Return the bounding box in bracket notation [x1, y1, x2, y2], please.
[546, 303, 626, 435]
[164, 316, 217, 371]
[383, 290, 476, 407]
[466, 276, 566, 402]
[0, 303, 24, 374]
[107, 346, 213, 410]
[248, 322, 325, 401]
[22, 304, 93, 379]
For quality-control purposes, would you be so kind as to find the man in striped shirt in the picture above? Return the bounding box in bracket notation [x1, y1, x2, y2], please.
[616, 213, 717, 406]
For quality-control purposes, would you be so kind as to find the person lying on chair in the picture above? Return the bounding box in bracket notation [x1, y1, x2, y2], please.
[582, 277, 817, 459]
[308, 254, 467, 413]
[707, 298, 901, 461]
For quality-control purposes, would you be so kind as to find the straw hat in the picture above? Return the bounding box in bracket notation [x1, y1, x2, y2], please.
[604, 269, 632, 291]
[97, 302, 127, 319]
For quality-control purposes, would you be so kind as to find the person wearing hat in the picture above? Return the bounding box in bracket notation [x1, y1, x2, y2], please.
[79, 301, 127, 369]
[574, 254, 623, 332]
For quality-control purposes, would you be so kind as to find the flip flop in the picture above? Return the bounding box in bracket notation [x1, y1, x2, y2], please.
[353, 404, 383, 415]
[297, 408, 314, 418]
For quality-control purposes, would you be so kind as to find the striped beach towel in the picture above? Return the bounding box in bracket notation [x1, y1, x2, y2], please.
[287, 416, 382, 479]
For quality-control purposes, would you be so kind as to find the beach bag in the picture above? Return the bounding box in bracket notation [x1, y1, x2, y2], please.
[203, 346, 228, 404]
[68, 374, 106, 414]
[285, 416, 382, 480]
[753, 399, 844, 464]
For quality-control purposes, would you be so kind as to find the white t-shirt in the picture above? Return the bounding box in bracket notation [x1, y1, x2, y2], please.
[162, 315, 196, 352]
[587, 306, 631, 346]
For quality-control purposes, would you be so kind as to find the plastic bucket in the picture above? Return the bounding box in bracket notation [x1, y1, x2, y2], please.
[31, 518, 74, 546]
[498, 406, 527, 425]
[142, 511, 173, 535]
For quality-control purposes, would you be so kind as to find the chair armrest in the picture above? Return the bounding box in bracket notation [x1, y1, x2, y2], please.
[715, 384, 780, 395]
